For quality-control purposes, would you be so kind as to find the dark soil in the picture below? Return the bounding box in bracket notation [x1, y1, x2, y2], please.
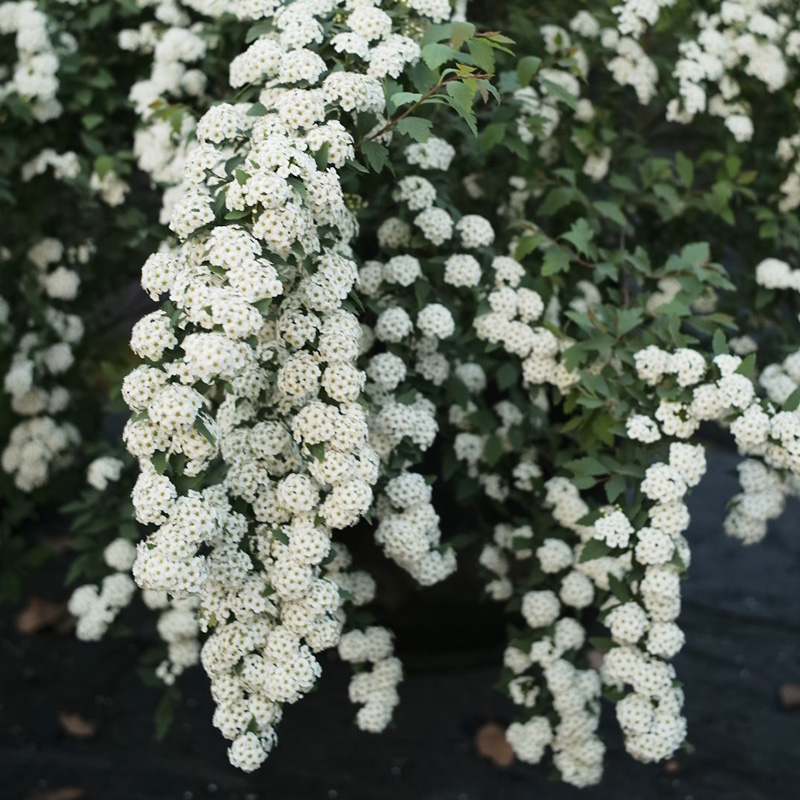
[2, 446, 799, 800]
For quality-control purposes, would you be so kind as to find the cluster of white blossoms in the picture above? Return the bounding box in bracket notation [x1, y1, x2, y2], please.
[20, 148, 80, 182]
[119, 0, 231, 222]
[754, 256, 800, 292]
[568, 10, 659, 105]
[590, 445, 701, 764]
[474, 252, 576, 393]
[0, 238, 92, 490]
[68, 537, 138, 641]
[724, 458, 795, 544]
[0, 0, 62, 121]
[338, 626, 402, 732]
[612, 0, 676, 40]
[664, 1, 797, 143]
[68, 462, 139, 641]
[481, 514, 605, 787]
[119, 0, 467, 773]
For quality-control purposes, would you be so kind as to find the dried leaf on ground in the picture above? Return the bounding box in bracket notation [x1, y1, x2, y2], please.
[16, 598, 68, 635]
[26, 788, 86, 800]
[475, 721, 514, 767]
[779, 684, 800, 710]
[58, 711, 96, 738]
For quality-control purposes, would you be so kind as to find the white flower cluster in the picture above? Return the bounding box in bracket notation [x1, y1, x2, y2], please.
[569, 11, 659, 105]
[1, 238, 90, 490]
[68, 538, 138, 641]
[490, 521, 604, 787]
[754, 256, 800, 292]
[612, 0, 677, 39]
[665, 2, 795, 143]
[120, 0, 226, 222]
[338, 627, 402, 733]
[0, 0, 62, 121]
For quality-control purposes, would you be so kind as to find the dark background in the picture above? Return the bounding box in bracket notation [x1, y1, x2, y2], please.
[2, 446, 799, 800]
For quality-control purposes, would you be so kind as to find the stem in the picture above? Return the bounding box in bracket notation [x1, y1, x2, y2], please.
[356, 72, 493, 150]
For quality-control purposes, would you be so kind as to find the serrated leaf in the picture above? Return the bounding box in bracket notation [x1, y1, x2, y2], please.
[396, 116, 433, 142]
[542, 247, 570, 277]
[538, 187, 574, 217]
[594, 200, 628, 228]
[450, 21, 476, 49]
[467, 38, 495, 72]
[561, 218, 594, 256]
[361, 140, 390, 173]
[391, 91, 423, 109]
[421, 43, 460, 70]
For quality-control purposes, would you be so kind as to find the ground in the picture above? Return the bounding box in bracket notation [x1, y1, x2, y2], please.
[2, 446, 799, 800]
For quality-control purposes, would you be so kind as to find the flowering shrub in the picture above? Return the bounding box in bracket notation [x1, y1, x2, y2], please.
[4, 0, 800, 789]
[0, 0, 244, 597]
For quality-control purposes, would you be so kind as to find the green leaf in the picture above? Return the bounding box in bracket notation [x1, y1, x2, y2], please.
[605, 474, 627, 503]
[496, 362, 519, 390]
[450, 21, 476, 49]
[273, 529, 289, 545]
[542, 247, 570, 277]
[396, 116, 433, 142]
[712, 328, 728, 356]
[617, 309, 643, 336]
[594, 200, 628, 228]
[93, 155, 115, 179]
[155, 686, 181, 742]
[246, 102, 267, 117]
[608, 574, 633, 603]
[676, 151, 694, 188]
[735, 353, 756, 377]
[567, 456, 607, 476]
[445, 81, 478, 135]
[421, 43, 461, 70]
[309, 442, 326, 461]
[561, 218, 594, 256]
[82, 114, 103, 131]
[588, 636, 614, 654]
[538, 187, 574, 217]
[391, 91, 423, 109]
[517, 55, 542, 86]
[784, 387, 800, 411]
[483, 434, 505, 467]
[152, 451, 168, 475]
[481, 122, 506, 152]
[579, 538, 612, 562]
[540, 77, 577, 110]
[680, 242, 710, 267]
[467, 39, 495, 72]
[515, 233, 547, 260]
[361, 140, 390, 174]
[194, 416, 216, 445]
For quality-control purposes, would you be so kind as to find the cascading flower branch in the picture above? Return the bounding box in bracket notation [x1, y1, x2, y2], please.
[119, 0, 503, 771]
